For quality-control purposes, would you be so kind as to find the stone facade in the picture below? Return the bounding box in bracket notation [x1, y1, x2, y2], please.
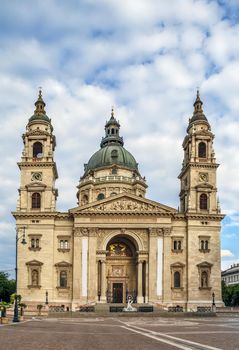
[13, 91, 224, 311]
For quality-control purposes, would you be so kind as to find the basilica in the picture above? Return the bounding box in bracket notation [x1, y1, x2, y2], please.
[13, 90, 224, 311]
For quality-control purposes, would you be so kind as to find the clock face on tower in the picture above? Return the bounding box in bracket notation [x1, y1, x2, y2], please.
[31, 172, 42, 181]
[199, 172, 208, 182]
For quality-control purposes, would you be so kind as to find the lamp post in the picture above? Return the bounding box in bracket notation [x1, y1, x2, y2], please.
[212, 292, 216, 311]
[13, 227, 27, 323]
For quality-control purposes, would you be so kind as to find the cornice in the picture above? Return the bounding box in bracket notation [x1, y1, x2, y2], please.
[186, 213, 225, 221]
[24, 130, 50, 137]
[12, 211, 72, 220]
[17, 161, 58, 179]
[178, 162, 219, 179]
[72, 211, 173, 217]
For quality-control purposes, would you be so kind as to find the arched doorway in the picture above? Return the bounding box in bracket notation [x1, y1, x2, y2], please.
[105, 236, 137, 303]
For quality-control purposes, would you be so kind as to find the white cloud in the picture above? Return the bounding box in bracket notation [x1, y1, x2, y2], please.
[221, 249, 234, 258]
[223, 233, 237, 239]
[205, 21, 239, 66]
[0, 0, 239, 272]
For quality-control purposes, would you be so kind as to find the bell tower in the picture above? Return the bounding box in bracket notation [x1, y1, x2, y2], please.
[178, 91, 220, 214]
[17, 89, 58, 212]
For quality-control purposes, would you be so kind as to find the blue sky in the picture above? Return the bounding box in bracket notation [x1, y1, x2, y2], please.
[0, 0, 239, 275]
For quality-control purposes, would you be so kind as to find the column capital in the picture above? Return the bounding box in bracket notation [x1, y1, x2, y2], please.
[73, 227, 89, 237]
[89, 228, 98, 237]
[148, 228, 164, 237]
[137, 260, 145, 265]
[163, 227, 172, 236]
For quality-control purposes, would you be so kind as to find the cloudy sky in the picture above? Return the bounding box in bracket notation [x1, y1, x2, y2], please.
[0, 0, 239, 275]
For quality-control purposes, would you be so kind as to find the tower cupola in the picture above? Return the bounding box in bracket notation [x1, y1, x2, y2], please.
[28, 89, 51, 124]
[187, 90, 210, 132]
[100, 107, 124, 147]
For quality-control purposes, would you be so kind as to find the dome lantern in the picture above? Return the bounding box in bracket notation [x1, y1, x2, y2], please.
[100, 107, 124, 148]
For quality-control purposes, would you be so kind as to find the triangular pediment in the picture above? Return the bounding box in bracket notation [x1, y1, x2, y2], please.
[25, 182, 47, 189]
[197, 261, 213, 268]
[55, 261, 72, 267]
[26, 259, 43, 266]
[70, 193, 176, 214]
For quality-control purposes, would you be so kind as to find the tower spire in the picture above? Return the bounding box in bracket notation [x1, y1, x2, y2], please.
[187, 89, 209, 131]
[193, 89, 203, 114]
[111, 106, 114, 119]
[34, 87, 46, 115]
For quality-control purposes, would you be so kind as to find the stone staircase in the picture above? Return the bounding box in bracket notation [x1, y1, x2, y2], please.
[45, 303, 167, 318]
[93, 303, 166, 316]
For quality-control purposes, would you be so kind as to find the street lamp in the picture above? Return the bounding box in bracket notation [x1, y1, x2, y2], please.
[212, 292, 215, 311]
[13, 227, 27, 323]
[45, 290, 48, 305]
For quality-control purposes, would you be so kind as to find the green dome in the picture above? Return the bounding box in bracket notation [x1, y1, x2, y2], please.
[29, 113, 51, 123]
[84, 143, 138, 174]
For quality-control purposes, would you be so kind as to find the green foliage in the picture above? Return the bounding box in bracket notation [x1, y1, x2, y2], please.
[222, 281, 239, 306]
[10, 293, 21, 304]
[0, 301, 11, 317]
[19, 302, 27, 316]
[0, 272, 16, 302]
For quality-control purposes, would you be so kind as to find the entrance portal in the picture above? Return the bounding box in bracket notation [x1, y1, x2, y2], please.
[113, 283, 123, 303]
[105, 236, 137, 303]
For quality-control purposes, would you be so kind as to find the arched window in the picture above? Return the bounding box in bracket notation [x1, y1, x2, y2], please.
[31, 238, 35, 248]
[174, 271, 181, 288]
[82, 194, 88, 205]
[198, 142, 206, 158]
[173, 240, 177, 250]
[60, 271, 67, 288]
[32, 270, 39, 286]
[205, 240, 208, 250]
[178, 241, 181, 250]
[36, 239, 39, 248]
[201, 271, 208, 288]
[97, 193, 105, 201]
[200, 240, 204, 250]
[33, 142, 43, 158]
[112, 167, 117, 175]
[200, 194, 208, 210]
[32, 192, 41, 209]
[111, 149, 118, 158]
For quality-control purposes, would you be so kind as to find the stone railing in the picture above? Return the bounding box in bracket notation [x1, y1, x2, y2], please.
[80, 175, 146, 185]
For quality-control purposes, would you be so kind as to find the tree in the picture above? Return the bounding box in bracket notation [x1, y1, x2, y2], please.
[222, 281, 239, 306]
[0, 272, 16, 302]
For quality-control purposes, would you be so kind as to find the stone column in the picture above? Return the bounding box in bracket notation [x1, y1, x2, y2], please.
[88, 229, 97, 302]
[81, 235, 88, 300]
[157, 236, 163, 297]
[72, 230, 82, 310]
[100, 260, 107, 302]
[145, 261, 149, 303]
[137, 260, 144, 303]
[148, 229, 157, 301]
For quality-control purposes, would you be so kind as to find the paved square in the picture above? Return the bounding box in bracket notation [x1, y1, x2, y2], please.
[0, 315, 239, 350]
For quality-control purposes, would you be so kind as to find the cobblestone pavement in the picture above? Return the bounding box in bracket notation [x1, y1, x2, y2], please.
[0, 315, 238, 350]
